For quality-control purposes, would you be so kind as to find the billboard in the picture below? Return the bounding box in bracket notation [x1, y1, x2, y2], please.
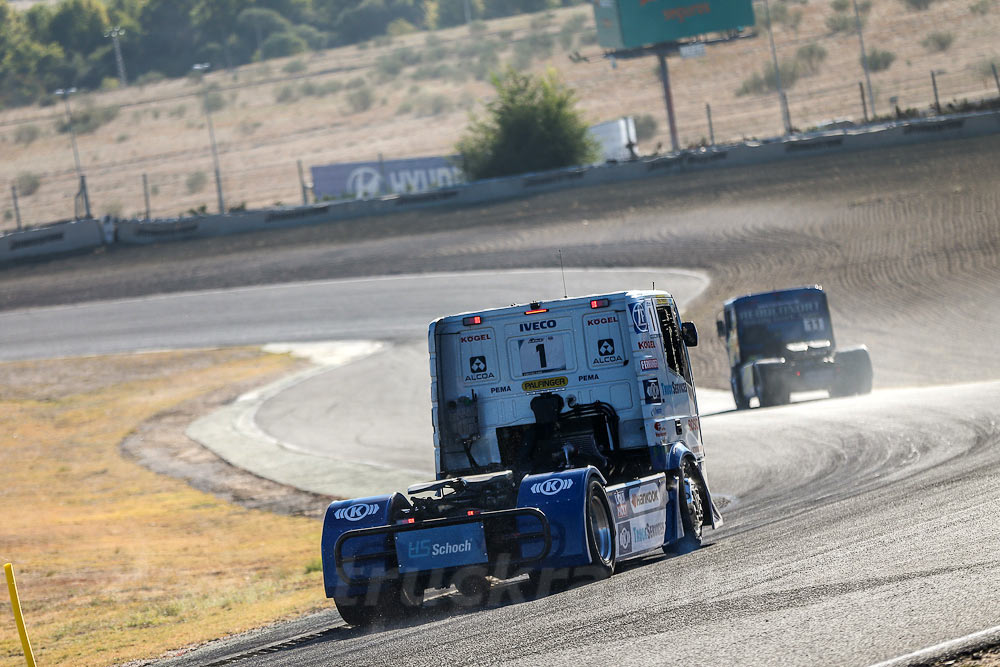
[311, 156, 464, 199]
[593, 0, 755, 50]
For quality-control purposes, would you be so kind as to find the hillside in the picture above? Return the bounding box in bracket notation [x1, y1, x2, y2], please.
[1, 0, 998, 230]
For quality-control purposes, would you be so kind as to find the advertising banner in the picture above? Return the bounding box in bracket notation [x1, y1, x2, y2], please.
[311, 156, 464, 199]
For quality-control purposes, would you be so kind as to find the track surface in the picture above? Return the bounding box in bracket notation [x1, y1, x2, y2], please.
[2, 135, 999, 666]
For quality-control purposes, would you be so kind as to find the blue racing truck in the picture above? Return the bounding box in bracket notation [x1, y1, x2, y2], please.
[321, 290, 723, 626]
[716, 286, 872, 409]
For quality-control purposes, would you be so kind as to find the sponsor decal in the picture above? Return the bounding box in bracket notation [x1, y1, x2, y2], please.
[640, 358, 659, 371]
[592, 337, 624, 366]
[407, 539, 475, 559]
[632, 521, 666, 543]
[578, 374, 600, 382]
[333, 502, 380, 522]
[661, 381, 689, 396]
[687, 417, 701, 434]
[597, 339, 616, 356]
[629, 302, 649, 334]
[618, 524, 632, 551]
[311, 156, 464, 200]
[522, 376, 569, 392]
[519, 319, 557, 332]
[643, 378, 662, 404]
[530, 477, 574, 495]
[587, 316, 619, 326]
[638, 340, 657, 350]
[490, 385, 512, 394]
[653, 420, 669, 438]
[460, 333, 491, 343]
[465, 356, 496, 382]
[614, 490, 628, 519]
[630, 485, 661, 513]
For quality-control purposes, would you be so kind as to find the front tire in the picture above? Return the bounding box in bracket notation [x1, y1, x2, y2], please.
[666, 459, 705, 555]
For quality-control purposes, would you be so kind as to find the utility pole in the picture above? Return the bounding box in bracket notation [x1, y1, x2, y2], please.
[105, 26, 128, 87]
[852, 0, 876, 118]
[192, 63, 225, 214]
[54, 87, 90, 219]
[762, 0, 792, 134]
[656, 50, 680, 153]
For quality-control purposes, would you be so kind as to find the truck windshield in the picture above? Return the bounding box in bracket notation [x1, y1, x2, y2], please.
[734, 291, 831, 358]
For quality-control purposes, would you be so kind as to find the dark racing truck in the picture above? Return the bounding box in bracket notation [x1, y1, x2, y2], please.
[716, 286, 873, 409]
[321, 290, 723, 626]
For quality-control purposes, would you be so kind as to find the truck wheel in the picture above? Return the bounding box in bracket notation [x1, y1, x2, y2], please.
[667, 459, 705, 555]
[577, 479, 615, 580]
[732, 377, 750, 410]
[334, 580, 422, 627]
[334, 594, 378, 627]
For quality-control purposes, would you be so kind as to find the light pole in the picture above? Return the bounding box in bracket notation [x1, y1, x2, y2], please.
[852, 0, 876, 119]
[54, 87, 91, 219]
[762, 0, 792, 135]
[105, 26, 128, 87]
[192, 63, 225, 214]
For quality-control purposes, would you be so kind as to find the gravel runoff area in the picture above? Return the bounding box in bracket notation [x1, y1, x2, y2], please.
[2, 134, 999, 664]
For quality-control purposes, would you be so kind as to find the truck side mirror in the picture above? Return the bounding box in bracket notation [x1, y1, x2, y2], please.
[682, 321, 699, 347]
[716, 320, 725, 338]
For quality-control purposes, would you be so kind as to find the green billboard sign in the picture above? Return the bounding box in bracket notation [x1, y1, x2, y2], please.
[593, 0, 755, 50]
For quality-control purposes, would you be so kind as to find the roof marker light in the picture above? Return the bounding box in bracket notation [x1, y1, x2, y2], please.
[462, 316, 482, 326]
[524, 308, 549, 315]
[590, 298, 610, 309]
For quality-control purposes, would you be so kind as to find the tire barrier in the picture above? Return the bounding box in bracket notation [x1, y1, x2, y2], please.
[7, 109, 999, 261]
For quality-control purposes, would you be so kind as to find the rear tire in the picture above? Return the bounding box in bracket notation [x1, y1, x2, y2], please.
[576, 478, 615, 581]
[731, 375, 750, 410]
[333, 579, 423, 627]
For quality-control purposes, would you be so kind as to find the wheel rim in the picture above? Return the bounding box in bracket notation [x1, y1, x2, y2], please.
[589, 493, 614, 564]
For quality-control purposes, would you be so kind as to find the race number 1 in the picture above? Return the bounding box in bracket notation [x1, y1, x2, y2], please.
[518, 335, 567, 375]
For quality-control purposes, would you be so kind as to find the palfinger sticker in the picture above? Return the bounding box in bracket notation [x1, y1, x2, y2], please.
[522, 376, 569, 392]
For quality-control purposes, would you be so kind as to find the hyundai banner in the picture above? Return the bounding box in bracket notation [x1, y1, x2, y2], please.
[311, 156, 464, 199]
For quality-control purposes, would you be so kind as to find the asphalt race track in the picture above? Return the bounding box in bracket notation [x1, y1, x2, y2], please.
[2, 134, 999, 666]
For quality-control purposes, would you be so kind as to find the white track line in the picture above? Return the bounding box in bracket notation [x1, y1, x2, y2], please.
[869, 624, 1000, 667]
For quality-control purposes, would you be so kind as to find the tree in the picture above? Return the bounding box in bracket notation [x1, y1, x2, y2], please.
[456, 68, 598, 180]
[48, 0, 109, 56]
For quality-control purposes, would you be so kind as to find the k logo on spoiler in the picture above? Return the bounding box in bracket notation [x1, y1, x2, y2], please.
[333, 503, 380, 521]
[530, 478, 574, 496]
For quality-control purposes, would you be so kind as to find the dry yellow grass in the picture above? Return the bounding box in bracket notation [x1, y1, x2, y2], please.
[1, 1, 998, 228]
[0, 349, 328, 667]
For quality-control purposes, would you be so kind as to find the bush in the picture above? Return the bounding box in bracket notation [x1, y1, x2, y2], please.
[579, 31, 599, 45]
[14, 124, 40, 145]
[456, 69, 598, 180]
[975, 58, 999, 78]
[736, 59, 800, 95]
[100, 77, 120, 91]
[921, 31, 954, 52]
[282, 59, 308, 74]
[510, 41, 535, 70]
[387, 18, 417, 36]
[826, 12, 856, 31]
[634, 114, 657, 142]
[970, 0, 994, 13]
[469, 19, 488, 34]
[902, 0, 933, 9]
[865, 48, 896, 71]
[294, 25, 328, 50]
[259, 31, 308, 59]
[56, 104, 119, 135]
[345, 77, 366, 89]
[346, 86, 374, 113]
[15, 172, 41, 196]
[412, 63, 455, 80]
[186, 171, 207, 194]
[830, 0, 849, 10]
[203, 90, 226, 113]
[274, 84, 299, 103]
[796, 42, 828, 74]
